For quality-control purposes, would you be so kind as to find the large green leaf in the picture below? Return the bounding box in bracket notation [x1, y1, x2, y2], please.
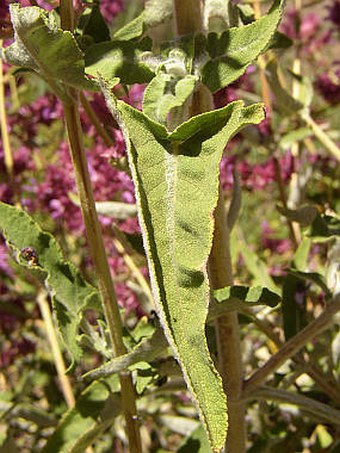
[1, 5, 97, 95]
[0, 202, 101, 369]
[201, 0, 284, 92]
[42, 378, 119, 453]
[102, 81, 264, 451]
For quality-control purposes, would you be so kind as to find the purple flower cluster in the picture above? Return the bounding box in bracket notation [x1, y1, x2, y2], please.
[220, 151, 294, 192]
[316, 67, 340, 105]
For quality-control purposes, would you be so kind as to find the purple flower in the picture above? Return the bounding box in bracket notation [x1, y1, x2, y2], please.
[316, 69, 340, 104]
[326, 0, 340, 29]
[100, 0, 124, 24]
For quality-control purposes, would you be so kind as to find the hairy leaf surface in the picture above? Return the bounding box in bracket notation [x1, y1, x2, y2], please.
[0, 202, 101, 369]
[42, 379, 119, 452]
[201, 0, 284, 92]
[1, 5, 96, 93]
[102, 81, 264, 451]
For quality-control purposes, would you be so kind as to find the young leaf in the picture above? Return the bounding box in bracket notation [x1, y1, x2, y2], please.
[143, 73, 197, 124]
[41, 379, 120, 453]
[0, 202, 101, 369]
[1, 5, 97, 93]
[178, 424, 212, 453]
[101, 80, 264, 451]
[201, 0, 284, 92]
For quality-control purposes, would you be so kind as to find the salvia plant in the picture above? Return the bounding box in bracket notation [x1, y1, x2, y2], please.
[0, 0, 339, 452]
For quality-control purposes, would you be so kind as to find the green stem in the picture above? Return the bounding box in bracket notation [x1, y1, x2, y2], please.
[59, 2, 141, 451]
[208, 187, 246, 453]
[63, 98, 142, 453]
[37, 292, 76, 408]
[301, 112, 340, 161]
[243, 296, 340, 395]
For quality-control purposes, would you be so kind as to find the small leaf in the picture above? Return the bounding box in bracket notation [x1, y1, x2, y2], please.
[85, 37, 155, 84]
[201, 0, 284, 92]
[288, 269, 332, 298]
[42, 379, 120, 453]
[83, 328, 168, 380]
[0, 202, 101, 369]
[113, 12, 146, 41]
[178, 424, 212, 453]
[239, 240, 280, 293]
[2, 5, 97, 92]
[77, 4, 111, 46]
[266, 60, 304, 115]
[143, 73, 197, 124]
[209, 285, 281, 321]
[101, 80, 265, 451]
[308, 214, 340, 241]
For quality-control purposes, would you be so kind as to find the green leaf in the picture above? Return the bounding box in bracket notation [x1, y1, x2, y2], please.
[209, 285, 281, 321]
[239, 239, 280, 293]
[101, 81, 264, 451]
[288, 269, 332, 298]
[266, 60, 304, 115]
[178, 424, 212, 453]
[83, 327, 168, 380]
[77, 4, 111, 46]
[0, 202, 101, 370]
[201, 0, 284, 92]
[42, 379, 120, 453]
[308, 213, 340, 241]
[143, 73, 197, 124]
[293, 237, 311, 271]
[113, 12, 146, 41]
[144, 0, 173, 28]
[2, 5, 97, 94]
[279, 127, 312, 149]
[85, 37, 155, 84]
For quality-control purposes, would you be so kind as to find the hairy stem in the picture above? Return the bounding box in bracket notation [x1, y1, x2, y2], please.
[243, 296, 340, 395]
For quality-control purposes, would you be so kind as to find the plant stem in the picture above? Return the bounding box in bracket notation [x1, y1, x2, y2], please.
[79, 92, 115, 147]
[63, 99, 142, 452]
[37, 292, 75, 408]
[209, 188, 246, 453]
[247, 386, 340, 426]
[59, 2, 141, 451]
[243, 296, 340, 395]
[172, 0, 204, 34]
[301, 112, 340, 161]
[0, 40, 13, 177]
